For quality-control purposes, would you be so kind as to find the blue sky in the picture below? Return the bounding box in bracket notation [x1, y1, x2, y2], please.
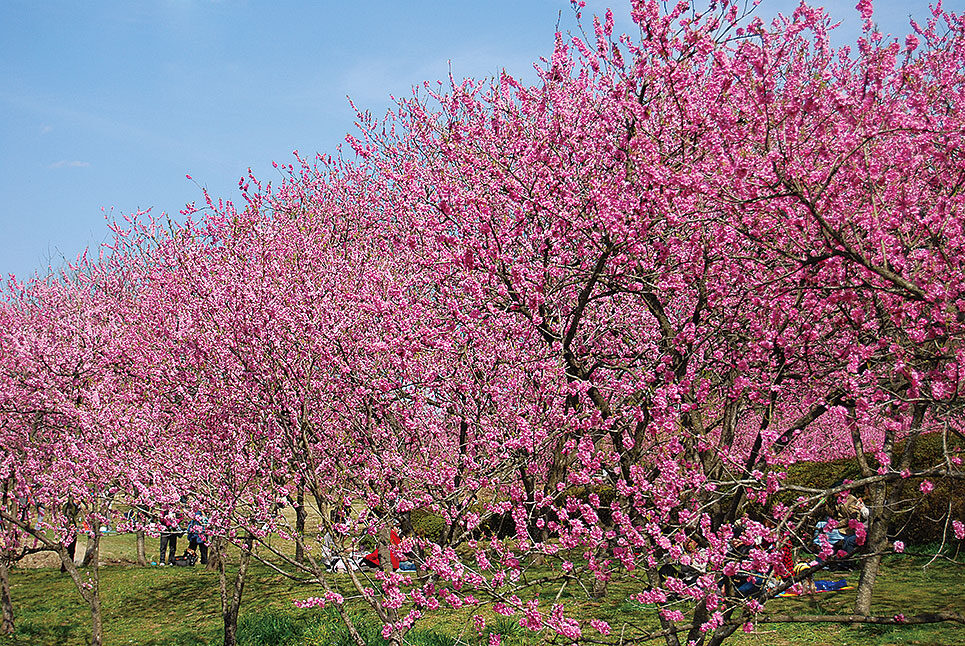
[0, 0, 938, 279]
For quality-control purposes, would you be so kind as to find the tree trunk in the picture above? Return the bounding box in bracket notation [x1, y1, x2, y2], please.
[61, 538, 77, 573]
[219, 535, 252, 646]
[82, 532, 97, 568]
[590, 573, 608, 598]
[647, 566, 682, 646]
[378, 526, 404, 646]
[0, 560, 14, 635]
[88, 523, 103, 646]
[854, 484, 889, 616]
[686, 598, 710, 646]
[295, 482, 306, 565]
[0, 508, 100, 645]
[207, 535, 223, 572]
[855, 405, 925, 616]
[222, 611, 237, 646]
[89, 584, 103, 646]
[56, 528, 103, 646]
[136, 530, 148, 566]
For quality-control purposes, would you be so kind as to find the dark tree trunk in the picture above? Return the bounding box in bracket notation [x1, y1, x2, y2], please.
[218, 535, 252, 646]
[82, 532, 97, 568]
[590, 575, 609, 599]
[295, 481, 306, 565]
[61, 537, 76, 573]
[207, 536, 223, 572]
[855, 405, 925, 616]
[855, 480, 892, 615]
[0, 560, 14, 635]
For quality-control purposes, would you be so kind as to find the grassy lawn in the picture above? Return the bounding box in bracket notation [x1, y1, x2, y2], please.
[4, 534, 963, 645]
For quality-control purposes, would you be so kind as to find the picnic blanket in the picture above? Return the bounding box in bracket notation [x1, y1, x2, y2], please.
[778, 579, 853, 597]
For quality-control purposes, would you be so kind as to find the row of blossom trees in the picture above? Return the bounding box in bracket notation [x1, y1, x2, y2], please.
[2, 2, 965, 646]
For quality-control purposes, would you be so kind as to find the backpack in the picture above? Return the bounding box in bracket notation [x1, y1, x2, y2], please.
[173, 550, 197, 567]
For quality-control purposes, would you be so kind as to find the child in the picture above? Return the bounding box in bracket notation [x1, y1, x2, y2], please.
[793, 561, 817, 595]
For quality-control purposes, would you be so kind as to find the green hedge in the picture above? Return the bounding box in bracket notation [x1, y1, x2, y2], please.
[412, 435, 961, 547]
[784, 433, 964, 544]
[410, 507, 448, 542]
[408, 485, 618, 544]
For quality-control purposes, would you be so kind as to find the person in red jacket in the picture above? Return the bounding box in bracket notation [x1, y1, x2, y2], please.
[360, 529, 401, 569]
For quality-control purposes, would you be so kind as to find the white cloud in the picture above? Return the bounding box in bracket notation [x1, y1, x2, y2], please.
[40, 125, 53, 135]
[48, 160, 90, 169]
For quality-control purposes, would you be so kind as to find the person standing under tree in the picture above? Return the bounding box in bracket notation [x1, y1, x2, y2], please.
[186, 511, 208, 565]
[158, 507, 183, 566]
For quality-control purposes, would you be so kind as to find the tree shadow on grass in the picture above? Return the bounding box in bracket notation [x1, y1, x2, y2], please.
[141, 628, 218, 646]
[97, 567, 222, 643]
[11, 618, 78, 646]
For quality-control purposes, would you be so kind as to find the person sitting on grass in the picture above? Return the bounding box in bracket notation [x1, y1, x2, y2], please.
[359, 526, 402, 570]
[806, 491, 868, 570]
[792, 561, 818, 595]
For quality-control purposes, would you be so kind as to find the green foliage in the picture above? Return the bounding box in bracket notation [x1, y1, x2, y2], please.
[410, 508, 447, 542]
[481, 616, 526, 644]
[237, 610, 303, 646]
[301, 608, 388, 646]
[405, 629, 460, 646]
[410, 504, 517, 543]
[151, 630, 213, 646]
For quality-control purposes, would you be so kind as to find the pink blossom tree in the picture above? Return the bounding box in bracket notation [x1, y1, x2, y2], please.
[0, 263, 152, 646]
[268, 0, 964, 642]
[2, 2, 963, 646]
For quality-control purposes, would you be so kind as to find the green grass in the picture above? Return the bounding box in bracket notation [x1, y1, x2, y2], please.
[4, 534, 963, 645]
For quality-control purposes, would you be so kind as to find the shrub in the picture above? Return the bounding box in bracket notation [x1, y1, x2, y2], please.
[410, 508, 448, 542]
[784, 433, 964, 544]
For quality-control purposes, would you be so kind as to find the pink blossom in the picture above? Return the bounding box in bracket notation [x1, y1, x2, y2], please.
[590, 619, 611, 636]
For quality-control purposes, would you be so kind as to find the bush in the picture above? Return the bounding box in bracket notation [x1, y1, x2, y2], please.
[410, 508, 448, 542]
[784, 433, 964, 544]
[411, 505, 516, 542]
